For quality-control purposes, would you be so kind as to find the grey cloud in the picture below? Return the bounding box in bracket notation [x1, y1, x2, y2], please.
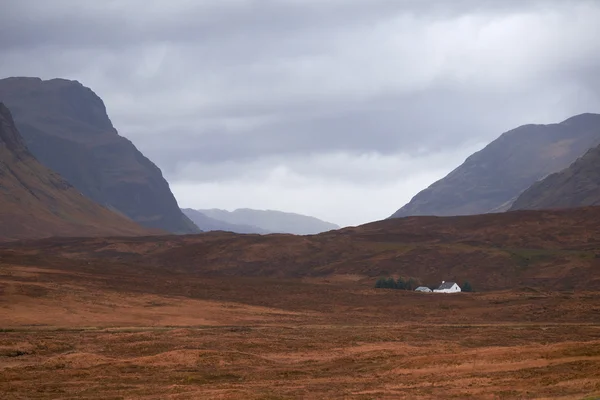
[1, 0, 599, 225]
[0, 0, 578, 50]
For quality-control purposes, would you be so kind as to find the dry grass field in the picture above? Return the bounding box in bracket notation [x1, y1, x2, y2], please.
[1, 256, 600, 399]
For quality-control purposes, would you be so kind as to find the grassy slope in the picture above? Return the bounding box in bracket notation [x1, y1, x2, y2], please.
[0, 103, 156, 241]
[3, 206, 599, 290]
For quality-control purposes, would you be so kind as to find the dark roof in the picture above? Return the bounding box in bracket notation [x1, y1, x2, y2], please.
[437, 281, 457, 290]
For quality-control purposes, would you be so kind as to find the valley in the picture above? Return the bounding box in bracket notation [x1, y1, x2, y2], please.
[2, 2, 600, 397]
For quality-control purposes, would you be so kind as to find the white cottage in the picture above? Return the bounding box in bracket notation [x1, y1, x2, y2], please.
[433, 281, 461, 293]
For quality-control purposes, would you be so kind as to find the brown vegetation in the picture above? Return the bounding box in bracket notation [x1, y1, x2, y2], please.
[3, 206, 600, 290]
[1, 254, 600, 399]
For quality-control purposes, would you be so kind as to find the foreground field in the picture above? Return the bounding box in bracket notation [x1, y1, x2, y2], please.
[2, 324, 600, 399]
[1, 259, 600, 399]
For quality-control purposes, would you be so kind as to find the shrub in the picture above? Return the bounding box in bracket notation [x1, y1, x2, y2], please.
[462, 281, 473, 292]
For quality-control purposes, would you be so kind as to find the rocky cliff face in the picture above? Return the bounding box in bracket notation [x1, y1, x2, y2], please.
[0, 102, 155, 241]
[510, 142, 600, 211]
[0, 77, 199, 234]
[390, 113, 600, 218]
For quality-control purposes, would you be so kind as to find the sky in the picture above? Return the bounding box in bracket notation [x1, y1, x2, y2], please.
[1, 0, 600, 227]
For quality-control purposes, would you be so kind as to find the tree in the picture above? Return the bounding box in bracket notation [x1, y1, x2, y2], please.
[396, 278, 406, 290]
[462, 281, 473, 292]
[375, 277, 386, 288]
[385, 277, 397, 289]
[406, 277, 418, 291]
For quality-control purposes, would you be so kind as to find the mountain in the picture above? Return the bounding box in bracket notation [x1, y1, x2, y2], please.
[510, 142, 600, 210]
[0, 77, 199, 234]
[197, 208, 340, 235]
[390, 113, 600, 218]
[181, 208, 270, 234]
[0, 102, 155, 241]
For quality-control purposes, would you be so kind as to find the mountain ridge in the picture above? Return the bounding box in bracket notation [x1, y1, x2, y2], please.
[181, 208, 271, 234]
[0, 102, 156, 241]
[390, 113, 600, 218]
[0, 77, 199, 234]
[196, 207, 340, 235]
[510, 142, 600, 210]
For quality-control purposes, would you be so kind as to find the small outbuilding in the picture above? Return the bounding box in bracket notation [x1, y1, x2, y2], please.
[433, 281, 461, 293]
[414, 286, 432, 292]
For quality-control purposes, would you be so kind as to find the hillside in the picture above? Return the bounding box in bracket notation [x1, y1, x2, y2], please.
[0, 77, 199, 234]
[0, 102, 155, 241]
[181, 208, 270, 234]
[390, 113, 600, 218]
[5, 206, 600, 290]
[510, 143, 600, 210]
[198, 208, 340, 234]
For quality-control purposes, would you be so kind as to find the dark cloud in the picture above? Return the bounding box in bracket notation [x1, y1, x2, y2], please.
[1, 0, 599, 225]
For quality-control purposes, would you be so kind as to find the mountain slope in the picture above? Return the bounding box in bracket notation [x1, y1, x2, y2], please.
[198, 208, 340, 235]
[181, 208, 270, 234]
[0, 77, 199, 234]
[390, 113, 600, 218]
[0, 102, 156, 241]
[510, 143, 600, 210]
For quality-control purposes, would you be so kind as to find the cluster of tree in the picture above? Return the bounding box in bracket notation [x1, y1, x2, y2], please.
[462, 281, 473, 292]
[375, 277, 475, 292]
[374, 277, 420, 290]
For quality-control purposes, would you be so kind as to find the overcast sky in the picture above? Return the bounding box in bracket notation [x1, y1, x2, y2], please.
[1, 0, 600, 227]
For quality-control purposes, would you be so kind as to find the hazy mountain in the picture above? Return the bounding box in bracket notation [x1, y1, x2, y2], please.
[510, 142, 600, 211]
[181, 208, 270, 234]
[197, 208, 340, 235]
[390, 113, 600, 218]
[0, 77, 199, 234]
[0, 102, 155, 241]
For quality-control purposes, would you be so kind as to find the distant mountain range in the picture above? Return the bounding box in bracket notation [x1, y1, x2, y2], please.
[0, 77, 199, 234]
[182, 208, 340, 235]
[390, 113, 600, 218]
[181, 208, 271, 234]
[3, 75, 599, 242]
[0, 102, 155, 241]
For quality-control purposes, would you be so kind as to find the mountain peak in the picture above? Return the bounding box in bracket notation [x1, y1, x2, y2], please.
[0, 102, 155, 240]
[390, 113, 600, 218]
[0, 78, 200, 234]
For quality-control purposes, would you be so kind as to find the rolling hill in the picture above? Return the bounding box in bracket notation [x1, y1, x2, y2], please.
[0, 77, 199, 234]
[390, 113, 600, 218]
[0, 102, 156, 241]
[4, 206, 600, 290]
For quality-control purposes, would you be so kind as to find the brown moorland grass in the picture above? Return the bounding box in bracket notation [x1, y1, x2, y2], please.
[3, 206, 600, 291]
[1, 257, 600, 399]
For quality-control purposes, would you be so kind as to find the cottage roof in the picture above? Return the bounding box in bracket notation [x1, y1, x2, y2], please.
[437, 281, 457, 290]
[415, 286, 431, 291]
